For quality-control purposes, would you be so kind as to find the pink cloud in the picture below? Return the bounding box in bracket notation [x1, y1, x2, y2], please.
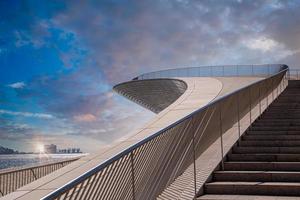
[74, 113, 97, 122]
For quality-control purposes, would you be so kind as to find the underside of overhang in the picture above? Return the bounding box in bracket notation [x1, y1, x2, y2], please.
[113, 79, 187, 113]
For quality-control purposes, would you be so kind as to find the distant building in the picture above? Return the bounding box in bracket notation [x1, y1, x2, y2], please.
[44, 144, 57, 154]
[58, 148, 81, 154]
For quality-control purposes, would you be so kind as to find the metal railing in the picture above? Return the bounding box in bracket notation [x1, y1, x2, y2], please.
[42, 64, 288, 200]
[135, 64, 283, 80]
[0, 158, 79, 197]
[288, 69, 300, 80]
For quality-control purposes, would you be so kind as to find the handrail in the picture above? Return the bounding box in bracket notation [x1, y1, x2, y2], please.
[288, 69, 300, 80]
[0, 158, 79, 175]
[42, 64, 288, 200]
[135, 64, 285, 80]
[0, 157, 80, 197]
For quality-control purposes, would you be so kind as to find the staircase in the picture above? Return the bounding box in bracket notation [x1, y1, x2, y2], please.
[198, 81, 300, 199]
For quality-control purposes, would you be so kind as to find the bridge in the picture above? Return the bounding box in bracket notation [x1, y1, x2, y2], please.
[2, 64, 300, 199]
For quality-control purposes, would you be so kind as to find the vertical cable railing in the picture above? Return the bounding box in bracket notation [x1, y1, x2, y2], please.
[41, 65, 288, 200]
[288, 69, 300, 80]
[136, 64, 284, 80]
[0, 158, 79, 197]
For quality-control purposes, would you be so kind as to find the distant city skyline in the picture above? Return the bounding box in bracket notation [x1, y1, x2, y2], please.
[1, 0, 300, 152]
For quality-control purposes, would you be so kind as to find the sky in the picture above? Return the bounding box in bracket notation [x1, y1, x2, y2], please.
[1, 0, 300, 153]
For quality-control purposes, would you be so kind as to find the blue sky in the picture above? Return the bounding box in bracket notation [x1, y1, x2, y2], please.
[1, 0, 300, 152]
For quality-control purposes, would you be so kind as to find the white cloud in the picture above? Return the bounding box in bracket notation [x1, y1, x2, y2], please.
[0, 109, 54, 119]
[243, 37, 278, 52]
[7, 82, 26, 89]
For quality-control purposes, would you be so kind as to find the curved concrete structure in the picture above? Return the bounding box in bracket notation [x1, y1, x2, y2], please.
[114, 79, 188, 113]
[0, 65, 288, 200]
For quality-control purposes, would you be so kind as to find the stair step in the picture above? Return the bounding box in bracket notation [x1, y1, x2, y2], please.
[264, 112, 300, 115]
[254, 123, 300, 126]
[197, 194, 300, 200]
[228, 154, 300, 162]
[261, 116, 300, 119]
[233, 146, 300, 154]
[239, 140, 300, 147]
[224, 162, 300, 171]
[204, 181, 300, 196]
[251, 127, 300, 131]
[247, 130, 300, 135]
[213, 171, 300, 182]
[257, 119, 300, 122]
[242, 135, 300, 140]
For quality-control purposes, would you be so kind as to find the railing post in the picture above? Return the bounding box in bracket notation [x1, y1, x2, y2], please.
[30, 169, 37, 180]
[280, 78, 282, 93]
[276, 81, 279, 98]
[219, 104, 224, 170]
[266, 82, 269, 108]
[0, 189, 3, 196]
[284, 73, 286, 88]
[236, 93, 241, 138]
[272, 78, 274, 102]
[259, 83, 262, 115]
[282, 76, 284, 91]
[192, 130, 197, 197]
[130, 151, 136, 200]
[249, 87, 252, 125]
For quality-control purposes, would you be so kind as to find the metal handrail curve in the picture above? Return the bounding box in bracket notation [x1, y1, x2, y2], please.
[0, 157, 80, 197]
[42, 64, 288, 200]
[135, 64, 285, 80]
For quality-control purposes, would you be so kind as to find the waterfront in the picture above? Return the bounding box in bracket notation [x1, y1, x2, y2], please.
[0, 153, 85, 171]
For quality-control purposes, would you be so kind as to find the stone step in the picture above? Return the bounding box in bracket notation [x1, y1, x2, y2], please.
[265, 108, 300, 111]
[228, 154, 300, 162]
[247, 130, 300, 135]
[213, 171, 300, 182]
[268, 106, 300, 108]
[239, 140, 300, 147]
[233, 146, 300, 154]
[204, 181, 300, 196]
[253, 122, 300, 126]
[242, 135, 300, 141]
[271, 102, 300, 104]
[261, 116, 300, 119]
[250, 127, 300, 131]
[224, 162, 300, 171]
[264, 110, 300, 113]
[257, 119, 300, 122]
[262, 115, 300, 118]
[197, 194, 299, 200]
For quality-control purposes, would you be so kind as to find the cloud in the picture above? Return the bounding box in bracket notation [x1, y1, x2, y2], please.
[3, 0, 300, 152]
[243, 37, 278, 52]
[74, 113, 97, 122]
[47, 0, 300, 84]
[7, 82, 26, 89]
[0, 109, 54, 119]
[0, 118, 36, 140]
